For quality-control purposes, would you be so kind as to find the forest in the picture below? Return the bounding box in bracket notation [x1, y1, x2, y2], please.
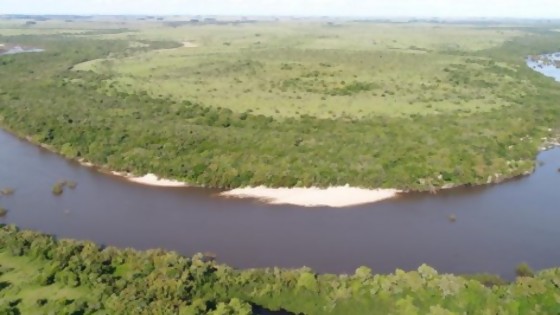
[1, 23, 560, 191]
[1, 225, 559, 315]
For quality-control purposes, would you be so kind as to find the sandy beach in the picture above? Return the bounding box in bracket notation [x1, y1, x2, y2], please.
[77, 158, 398, 203]
[220, 185, 401, 208]
[78, 159, 94, 168]
[110, 172, 188, 187]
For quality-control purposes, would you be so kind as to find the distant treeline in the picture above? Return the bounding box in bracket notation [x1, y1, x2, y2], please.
[164, 19, 259, 28]
[0, 15, 95, 20]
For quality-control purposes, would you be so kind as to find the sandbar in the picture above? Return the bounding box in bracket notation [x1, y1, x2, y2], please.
[220, 186, 401, 208]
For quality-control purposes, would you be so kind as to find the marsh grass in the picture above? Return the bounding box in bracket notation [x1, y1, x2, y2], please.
[51, 180, 78, 196]
[51, 182, 65, 196]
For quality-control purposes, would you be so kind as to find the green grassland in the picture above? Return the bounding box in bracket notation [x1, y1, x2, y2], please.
[74, 22, 528, 118]
[1, 225, 560, 315]
[0, 251, 89, 314]
[1, 18, 560, 190]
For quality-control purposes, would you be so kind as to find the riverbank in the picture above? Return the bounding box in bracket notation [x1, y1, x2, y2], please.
[79, 153, 400, 206]
[1, 124, 556, 207]
[221, 186, 401, 207]
[4, 226, 559, 315]
[110, 171, 188, 187]
[78, 158, 188, 187]
[7, 130, 191, 188]
[2, 126, 399, 206]
[3, 119, 560, 207]
[3, 125, 560, 278]
[2, 119, 552, 207]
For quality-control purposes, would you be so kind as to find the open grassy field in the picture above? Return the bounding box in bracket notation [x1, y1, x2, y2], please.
[72, 21, 529, 118]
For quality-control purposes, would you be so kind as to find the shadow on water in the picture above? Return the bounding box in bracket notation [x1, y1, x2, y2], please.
[0, 52, 559, 282]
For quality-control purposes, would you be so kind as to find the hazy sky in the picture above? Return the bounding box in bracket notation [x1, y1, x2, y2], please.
[1, 0, 559, 18]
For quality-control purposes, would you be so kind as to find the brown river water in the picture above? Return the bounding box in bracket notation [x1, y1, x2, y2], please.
[1, 129, 559, 279]
[1, 51, 560, 280]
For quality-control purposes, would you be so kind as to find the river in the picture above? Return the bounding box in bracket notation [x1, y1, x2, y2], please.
[0, 52, 559, 280]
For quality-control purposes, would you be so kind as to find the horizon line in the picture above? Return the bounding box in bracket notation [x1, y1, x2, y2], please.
[2, 13, 560, 20]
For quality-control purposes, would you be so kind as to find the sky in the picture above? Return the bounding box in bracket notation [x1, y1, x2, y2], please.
[1, 0, 560, 18]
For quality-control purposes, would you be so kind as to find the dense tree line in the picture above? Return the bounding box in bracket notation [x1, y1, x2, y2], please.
[0, 225, 255, 314]
[1, 225, 559, 314]
[0, 33, 560, 191]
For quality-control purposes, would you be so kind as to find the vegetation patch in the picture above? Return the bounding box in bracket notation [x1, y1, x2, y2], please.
[51, 182, 64, 196]
[1, 225, 560, 315]
[1, 21, 560, 191]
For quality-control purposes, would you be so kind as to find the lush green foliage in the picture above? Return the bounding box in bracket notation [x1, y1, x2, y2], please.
[51, 180, 77, 196]
[1, 23, 560, 190]
[0, 225, 255, 315]
[1, 226, 560, 315]
[0, 188, 12, 217]
[52, 182, 64, 196]
[516, 263, 536, 278]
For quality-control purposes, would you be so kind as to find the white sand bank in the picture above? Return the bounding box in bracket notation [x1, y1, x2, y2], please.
[220, 186, 401, 208]
[111, 172, 188, 187]
[78, 159, 94, 168]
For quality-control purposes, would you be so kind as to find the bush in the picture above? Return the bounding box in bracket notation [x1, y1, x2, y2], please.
[52, 183, 64, 196]
[515, 263, 534, 277]
[462, 273, 506, 287]
[36, 299, 48, 307]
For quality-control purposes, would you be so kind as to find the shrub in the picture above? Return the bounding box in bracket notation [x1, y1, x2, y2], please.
[515, 263, 534, 277]
[36, 299, 48, 307]
[52, 183, 64, 196]
[462, 273, 506, 287]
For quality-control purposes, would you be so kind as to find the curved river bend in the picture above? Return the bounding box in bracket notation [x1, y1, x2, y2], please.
[1, 54, 560, 280]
